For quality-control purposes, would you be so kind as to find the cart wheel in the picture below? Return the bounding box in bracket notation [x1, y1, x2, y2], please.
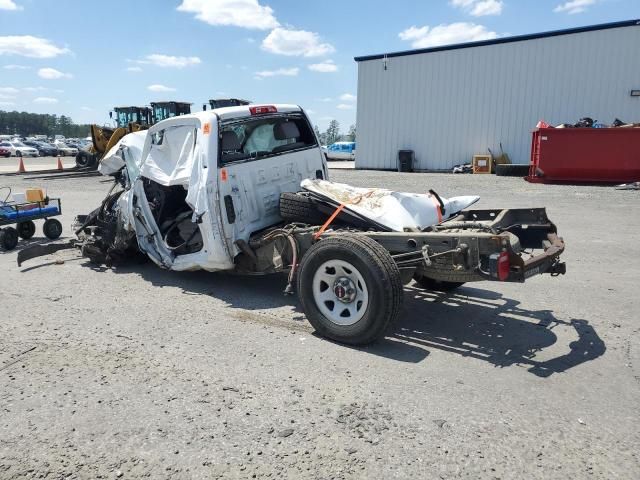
[297, 234, 404, 345]
[43, 218, 62, 239]
[0, 227, 19, 251]
[17, 220, 36, 240]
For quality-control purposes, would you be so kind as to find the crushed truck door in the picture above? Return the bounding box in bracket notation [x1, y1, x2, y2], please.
[131, 116, 234, 272]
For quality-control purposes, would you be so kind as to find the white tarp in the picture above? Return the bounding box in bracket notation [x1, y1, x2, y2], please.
[301, 179, 479, 231]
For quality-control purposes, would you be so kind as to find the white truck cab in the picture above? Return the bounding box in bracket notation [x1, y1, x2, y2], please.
[103, 104, 327, 272]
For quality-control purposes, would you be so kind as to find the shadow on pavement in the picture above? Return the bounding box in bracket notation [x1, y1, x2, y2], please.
[83, 261, 605, 376]
[374, 285, 605, 377]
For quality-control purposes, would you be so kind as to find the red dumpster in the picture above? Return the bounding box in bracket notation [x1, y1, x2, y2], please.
[527, 127, 640, 184]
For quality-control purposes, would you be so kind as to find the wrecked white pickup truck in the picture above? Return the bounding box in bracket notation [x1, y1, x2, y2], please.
[19, 104, 566, 345]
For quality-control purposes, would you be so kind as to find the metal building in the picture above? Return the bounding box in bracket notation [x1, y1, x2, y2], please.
[354, 20, 640, 171]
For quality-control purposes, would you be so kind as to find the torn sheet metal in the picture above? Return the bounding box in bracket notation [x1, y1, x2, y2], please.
[99, 130, 148, 177]
[301, 179, 479, 231]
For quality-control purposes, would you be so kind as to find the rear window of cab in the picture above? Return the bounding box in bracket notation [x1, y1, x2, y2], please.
[219, 114, 317, 165]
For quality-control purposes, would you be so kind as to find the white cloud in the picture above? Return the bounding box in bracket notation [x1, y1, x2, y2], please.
[254, 67, 299, 78]
[33, 96, 58, 104]
[22, 86, 46, 92]
[147, 84, 176, 92]
[308, 60, 338, 73]
[80, 106, 93, 111]
[177, 0, 279, 30]
[0, 35, 70, 58]
[262, 28, 335, 57]
[0, 87, 19, 94]
[450, 0, 503, 16]
[399, 22, 498, 48]
[126, 66, 142, 72]
[138, 54, 201, 68]
[3, 64, 29, 70]
[38, 67, 72, 79]
[0, 101, 16, 106]
[554, 0, 597, 14]
[337, 104, 354, 110]
[317, 97, 333, 102]
[339, 93, 356, 102]
[306, 109, 316, 114]
[0, 0, 22, 11]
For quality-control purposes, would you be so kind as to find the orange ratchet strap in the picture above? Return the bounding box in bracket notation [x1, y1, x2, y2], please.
[314, 203, 346, 239]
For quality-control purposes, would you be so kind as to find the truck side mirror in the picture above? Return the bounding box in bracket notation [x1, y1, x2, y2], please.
[202, 104, 207, 111]
[109, 111, 113, 119]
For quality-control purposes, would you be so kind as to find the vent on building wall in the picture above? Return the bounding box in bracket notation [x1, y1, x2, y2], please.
[631, 90, 640, 97]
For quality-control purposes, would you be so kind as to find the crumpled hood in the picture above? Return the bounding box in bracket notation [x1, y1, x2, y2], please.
[301, 179, 479, 231]
[98, 130, 148, 176]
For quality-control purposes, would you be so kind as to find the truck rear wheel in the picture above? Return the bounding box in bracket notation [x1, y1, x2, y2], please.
[297, 235, 403, 345]
[413, 273, 465, 292]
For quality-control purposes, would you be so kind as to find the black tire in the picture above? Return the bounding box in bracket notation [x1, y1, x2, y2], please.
[43, 218, 62, 239]
[76, 151, 96, 169]
[413, 273, 465, 292]
[495, 164, 530, 177]
[297, 234, 403, 345]
[280, 192, 329, 225]
[0, 227, 19, 251]
[17, 220, 36, 240]
[16, 150, 22, 157]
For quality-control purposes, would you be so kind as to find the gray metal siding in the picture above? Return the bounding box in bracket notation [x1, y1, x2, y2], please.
[355, 25, 640, 170]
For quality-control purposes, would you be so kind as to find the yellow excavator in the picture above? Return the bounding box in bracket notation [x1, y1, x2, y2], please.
[76, 102, 192, 169]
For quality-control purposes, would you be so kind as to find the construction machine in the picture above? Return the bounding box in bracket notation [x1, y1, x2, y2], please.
[207, 98, 251, 109]
[76, 102, 192, 169]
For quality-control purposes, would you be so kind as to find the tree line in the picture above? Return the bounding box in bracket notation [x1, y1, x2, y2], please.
[315, 120, 356, 146]
[0, 110, 91, 138]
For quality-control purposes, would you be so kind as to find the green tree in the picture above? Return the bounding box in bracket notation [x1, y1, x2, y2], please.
[314, 125, 328, 145]
[347, 124, 356, 142]
[0, 110, 91, 137]
[324, 120, 341, 145]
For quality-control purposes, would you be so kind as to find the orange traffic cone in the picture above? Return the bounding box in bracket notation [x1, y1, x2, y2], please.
[56, 156, 63, 171]
[17, 156, 26, 173]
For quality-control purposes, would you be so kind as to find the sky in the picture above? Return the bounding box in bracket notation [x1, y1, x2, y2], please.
[0, 0, 638, 132]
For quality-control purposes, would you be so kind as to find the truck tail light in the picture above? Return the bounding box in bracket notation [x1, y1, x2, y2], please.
[498, 251, 510, 281]
[249, 105, 277, 115]
[489, 251, 511, 281]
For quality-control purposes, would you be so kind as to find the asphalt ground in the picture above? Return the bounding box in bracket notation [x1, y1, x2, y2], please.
[0, 170, 638, 479]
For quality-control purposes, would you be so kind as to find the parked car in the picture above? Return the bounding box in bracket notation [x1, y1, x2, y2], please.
[65, 141, 84, 150]
[0, 144, 11, 158]
[0, 141, 39, 157]
[23, 141, 58, 157]
[324, 141, 356, 161]
[53, 140, 78, 156]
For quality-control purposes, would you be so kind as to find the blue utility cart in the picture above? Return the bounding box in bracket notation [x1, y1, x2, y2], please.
[0, 194, 63, 250]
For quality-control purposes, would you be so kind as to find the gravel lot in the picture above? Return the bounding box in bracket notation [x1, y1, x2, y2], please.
[1, 170, 638, 479]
